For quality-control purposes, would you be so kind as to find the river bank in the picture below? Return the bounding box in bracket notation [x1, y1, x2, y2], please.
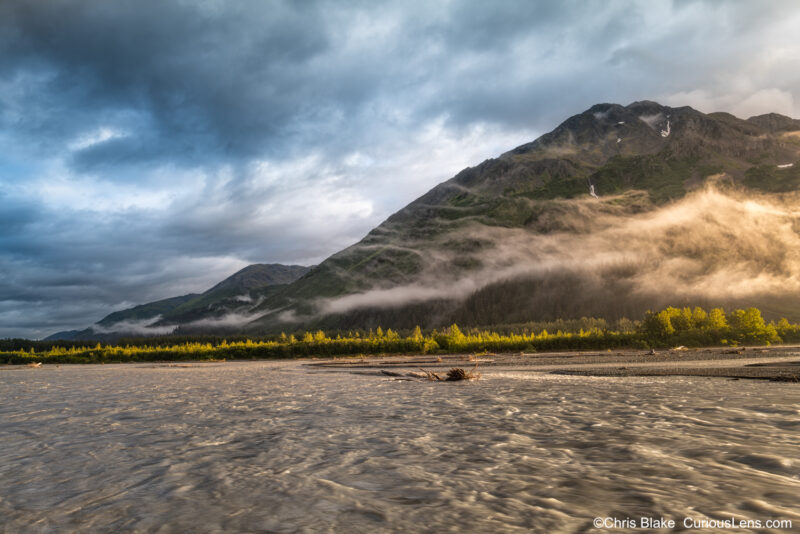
[307, 345, 800, 381]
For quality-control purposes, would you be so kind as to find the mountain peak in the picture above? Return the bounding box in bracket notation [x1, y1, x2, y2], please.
[204, 263, 311, 295]
[625, 99, 670, 112]
[746, 112, 800, 132]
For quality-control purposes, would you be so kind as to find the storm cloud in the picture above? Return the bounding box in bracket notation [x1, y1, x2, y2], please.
[2, 0, 800, 337]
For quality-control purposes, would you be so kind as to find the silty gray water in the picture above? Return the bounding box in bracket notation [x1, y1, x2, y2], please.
[1, 361, 798, 533]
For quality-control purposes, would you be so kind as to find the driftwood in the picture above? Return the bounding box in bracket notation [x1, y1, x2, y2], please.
[381, 362, 481, 382]
[406, 371, 429, 379]
[446, 367, 480, 381]
[418, 365, 480, 381]
[419, 368, 443, 381]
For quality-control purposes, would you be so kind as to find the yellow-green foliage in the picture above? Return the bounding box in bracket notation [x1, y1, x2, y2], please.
[1, 306, 797, 364]
[641, 306, 780, 346]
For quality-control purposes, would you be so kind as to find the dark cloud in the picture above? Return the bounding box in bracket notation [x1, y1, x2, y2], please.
[3, 0, 798, 168]
[0, 0, 331, 166]
[0, 180, 376, 337]
[1, 0, 799, 337]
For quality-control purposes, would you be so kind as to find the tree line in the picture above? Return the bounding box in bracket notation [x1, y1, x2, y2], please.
[1, 306, 797, 364]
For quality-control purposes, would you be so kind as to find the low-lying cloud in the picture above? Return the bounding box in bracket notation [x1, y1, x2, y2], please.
[312, 186, 800, 322]
[80, 185, 800, 333]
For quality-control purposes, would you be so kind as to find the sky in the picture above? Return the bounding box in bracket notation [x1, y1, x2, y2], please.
[2, 0, 800, 339]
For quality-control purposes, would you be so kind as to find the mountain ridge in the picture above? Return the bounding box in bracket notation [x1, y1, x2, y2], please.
[237, 101, 800, 332]
[45, 263, 310, 340]
[47, 101, 800, 339]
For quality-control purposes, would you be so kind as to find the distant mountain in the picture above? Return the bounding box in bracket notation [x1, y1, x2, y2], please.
[45, 264, 310, 340]
[116, 263, 311, 327]
[97, 294, 201, 327]
[49, 101, 800, 339]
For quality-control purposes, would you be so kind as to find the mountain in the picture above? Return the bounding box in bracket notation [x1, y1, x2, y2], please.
[241, 101, 800, 332]
[51, 101, 800, 339]
[115, 263, 312, 327]
[45, 264, 310, 340]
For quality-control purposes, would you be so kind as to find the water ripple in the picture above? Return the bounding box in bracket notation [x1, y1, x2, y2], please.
[1, 363, 798, 532]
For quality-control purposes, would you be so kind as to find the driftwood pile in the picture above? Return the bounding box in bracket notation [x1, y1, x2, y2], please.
[381, 364, 480, 382]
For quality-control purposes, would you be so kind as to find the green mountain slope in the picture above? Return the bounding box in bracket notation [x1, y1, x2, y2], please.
[243, 101, 800, 332]
[150, 263, 311, 326]
[97, 294, 201, 327]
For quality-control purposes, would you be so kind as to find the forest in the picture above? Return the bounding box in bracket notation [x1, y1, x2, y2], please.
[1, 306, 798, 365]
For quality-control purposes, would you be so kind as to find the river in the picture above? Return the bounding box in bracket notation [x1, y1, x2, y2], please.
[1, 361, 798, 532]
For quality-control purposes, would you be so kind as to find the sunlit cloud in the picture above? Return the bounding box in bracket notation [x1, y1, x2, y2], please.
[68, 127, 129, 151]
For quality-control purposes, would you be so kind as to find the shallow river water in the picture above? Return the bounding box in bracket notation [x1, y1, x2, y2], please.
[1, 362, 799, 533]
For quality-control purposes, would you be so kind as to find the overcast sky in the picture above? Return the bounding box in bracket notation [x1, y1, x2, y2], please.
[2, 0, 800, 338]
